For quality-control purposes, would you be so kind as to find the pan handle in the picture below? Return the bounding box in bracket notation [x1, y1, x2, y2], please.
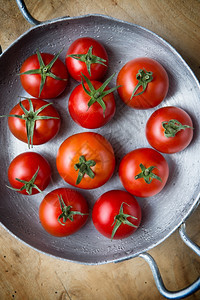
[139, 223, 200, 299]
[16, 0, 41, 25]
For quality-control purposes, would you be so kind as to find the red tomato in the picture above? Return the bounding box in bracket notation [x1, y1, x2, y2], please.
[66, 37, 108, 82]
[20, 51, 68, 99]
[117, 57, 169, 109]
[68, 74, 116, 129]
[146, 106, 193, 154]
[119, 148, 169, 197]
[8, 152, 51, 195]
[7, 98, 60, 148]
[92, 190, 141, 240]
[39, 188, 89, 237]
[56, 132, 115, 189]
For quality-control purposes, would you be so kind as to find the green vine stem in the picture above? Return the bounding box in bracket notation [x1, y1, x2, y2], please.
[135, 163, 162, 184]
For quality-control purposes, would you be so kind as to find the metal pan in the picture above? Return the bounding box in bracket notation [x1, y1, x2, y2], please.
[0, 1, 199, 298]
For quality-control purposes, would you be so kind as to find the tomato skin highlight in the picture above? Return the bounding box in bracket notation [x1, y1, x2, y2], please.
[20, 53, 68, 99]
[146, 106, 193, 154]
[68, 81, 116, 129]
[8, 152, 51, 195]
[66, 37, 108, 82]
[92, 190, 141, 239]
[119, 148, 169, 197]
[117, 57, 169, 109]
[8, 98, 60, 146]
[56, 132, 115, 189]
[39, 188, 89, 237]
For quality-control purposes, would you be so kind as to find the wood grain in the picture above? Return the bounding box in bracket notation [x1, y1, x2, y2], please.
[0, 0, 200, 299]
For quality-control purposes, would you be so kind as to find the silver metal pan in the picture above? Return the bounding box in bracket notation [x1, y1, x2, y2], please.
[0, 1, 199, 298]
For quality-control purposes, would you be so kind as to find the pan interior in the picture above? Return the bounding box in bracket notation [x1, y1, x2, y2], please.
[0, 15, 200, 264]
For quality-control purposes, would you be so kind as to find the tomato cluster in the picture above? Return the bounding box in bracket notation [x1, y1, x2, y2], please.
[3, 37, 194, 240]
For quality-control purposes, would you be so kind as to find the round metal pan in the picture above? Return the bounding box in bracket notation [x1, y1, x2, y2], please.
[0, 4, 200, 298]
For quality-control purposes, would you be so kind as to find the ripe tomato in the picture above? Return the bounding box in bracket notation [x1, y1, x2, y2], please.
[39, 188, 89, 237]
[92, 190, 141, 240]
[146, 106, 193, 154]
[117, 57, 169, 109]
[68, 73, 117, 129]
[119, 148, 169, 197]
[56, 132, 115, 189]
[20, 50, 68, 99]
[8, 152, 51, 195]
[7, 98, 60, 148]
[66, 37, 108, 82]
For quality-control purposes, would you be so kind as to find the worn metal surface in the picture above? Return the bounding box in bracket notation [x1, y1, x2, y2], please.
[0, 15, 200, 264]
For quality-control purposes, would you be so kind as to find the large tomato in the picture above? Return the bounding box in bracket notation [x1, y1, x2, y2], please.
[119, 148, 169, 197]
[66, 37, 108, 82]
[39, 188, 89, 237]
[7, 98, 60, 148]
[117, 57, 169, 109]
[56, 132, 115, 189]
[146, 106, 193, 154]
[8, 152, 51, 195]
[20, 50, 68, 99]
[68, 73, 117, 129]
[92, 190, 141, 240]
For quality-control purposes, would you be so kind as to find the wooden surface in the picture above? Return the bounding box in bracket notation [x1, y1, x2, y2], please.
[0, 0, 200, 299]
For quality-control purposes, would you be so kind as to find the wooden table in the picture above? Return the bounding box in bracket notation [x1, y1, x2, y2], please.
[0, 1, 200, 299]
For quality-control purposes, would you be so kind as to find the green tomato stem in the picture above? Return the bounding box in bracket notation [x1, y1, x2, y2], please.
[135, 163, 162, 184]
[74, 155, 96, 185]
[162, 119, 193, 138]
[67, 46, 107, 76]
[111, 202, 138, 240]
[6, 167, 42, 195]
[130, 69, 153, 99]
[57, 195, 88, 225]
[81, 73, 120, 117]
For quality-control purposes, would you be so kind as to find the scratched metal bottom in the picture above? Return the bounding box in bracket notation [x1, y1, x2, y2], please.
[0, 15, 200, 264]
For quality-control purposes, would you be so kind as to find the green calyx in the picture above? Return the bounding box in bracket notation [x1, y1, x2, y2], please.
[57, 195, 88, 225]
[135, 163, 162, 184]
[81, 73, 120, 117]
[67, 46, 107, 76]
[131, 69, 153, 99]
[111, 202, 138, 240]
[1, 98, 59, 149]
[7, 167, 42, 195]
[162, 119, 193, 138]
[74, 155, 96, 185]
[20, 49, 67, 97]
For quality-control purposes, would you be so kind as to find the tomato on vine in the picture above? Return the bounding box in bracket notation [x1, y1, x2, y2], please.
[20, 49, 68, 99]
[117, 57, 169, 109]
[68, 73, 119, 129]
[56, 132, 115, 189]
[146, 106, 193, 153]
[1, 98, 60, 148]
[66, 37, 108, 82]
[119, 148, 169, 197]
[7, 152, 51, 195]
[39, 188, 89, 237]
[92, 190, 141, 240]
